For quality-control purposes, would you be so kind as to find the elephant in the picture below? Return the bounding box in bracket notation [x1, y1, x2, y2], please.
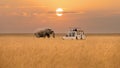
[34, 29, 55, 38]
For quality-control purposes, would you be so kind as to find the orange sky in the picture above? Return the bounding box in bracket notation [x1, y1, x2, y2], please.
[0, 0, 120, 33]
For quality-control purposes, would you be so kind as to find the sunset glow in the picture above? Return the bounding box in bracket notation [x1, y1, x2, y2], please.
[0, 0, 120, 33]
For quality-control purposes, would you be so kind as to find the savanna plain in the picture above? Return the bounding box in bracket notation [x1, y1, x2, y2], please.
[0, 34, 120, 68]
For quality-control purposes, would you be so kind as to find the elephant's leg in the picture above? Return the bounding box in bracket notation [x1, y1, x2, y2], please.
[46, 33, 50, 38]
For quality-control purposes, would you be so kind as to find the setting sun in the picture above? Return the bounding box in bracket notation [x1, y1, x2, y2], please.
[56, 8, 63, 16]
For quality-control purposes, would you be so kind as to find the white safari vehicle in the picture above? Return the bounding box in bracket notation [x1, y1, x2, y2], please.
[63, 28, 86, 40]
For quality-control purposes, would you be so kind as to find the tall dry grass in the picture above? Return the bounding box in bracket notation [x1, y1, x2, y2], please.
[0, 34, 120, 68]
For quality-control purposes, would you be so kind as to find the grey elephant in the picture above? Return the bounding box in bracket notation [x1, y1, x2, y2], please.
[34, 29, 55, 38]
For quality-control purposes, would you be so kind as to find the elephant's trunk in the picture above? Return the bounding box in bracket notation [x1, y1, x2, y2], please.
[34, 33, 39, 38]
[52, 31, 55, 38]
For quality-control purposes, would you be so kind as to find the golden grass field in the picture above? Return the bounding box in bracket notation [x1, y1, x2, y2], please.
[0, 34, 120, 68]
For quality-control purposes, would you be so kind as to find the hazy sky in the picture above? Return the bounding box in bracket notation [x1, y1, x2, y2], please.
[0, 0, 120, 33]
